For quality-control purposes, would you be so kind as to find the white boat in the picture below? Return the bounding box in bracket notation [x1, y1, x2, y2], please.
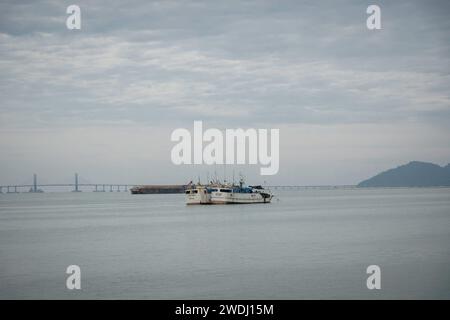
[185, 178, 273, 205]
[210, 181, 273, 204]
[185, 185, 212, 205]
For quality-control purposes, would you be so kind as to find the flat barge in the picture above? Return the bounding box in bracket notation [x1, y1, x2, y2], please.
[130, 185, 186, 194]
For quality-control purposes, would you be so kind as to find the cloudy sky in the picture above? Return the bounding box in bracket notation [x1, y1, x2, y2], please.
[0, 0, 449, 186]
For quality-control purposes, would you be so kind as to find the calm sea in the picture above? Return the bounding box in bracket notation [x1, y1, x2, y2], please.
[0, 188, 449, 299]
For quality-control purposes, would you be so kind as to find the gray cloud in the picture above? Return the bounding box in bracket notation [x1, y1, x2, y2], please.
[0, 0, 449, 184]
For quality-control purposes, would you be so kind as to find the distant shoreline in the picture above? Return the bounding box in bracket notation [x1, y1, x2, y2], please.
[3, 185, 450, 194]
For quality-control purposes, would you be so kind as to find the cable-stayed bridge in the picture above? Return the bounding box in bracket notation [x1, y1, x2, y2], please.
[0, 173, 355, 193]
[0, 173, 134, 193]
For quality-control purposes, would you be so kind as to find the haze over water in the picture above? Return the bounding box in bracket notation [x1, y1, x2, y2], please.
[1, 188, 449, 299]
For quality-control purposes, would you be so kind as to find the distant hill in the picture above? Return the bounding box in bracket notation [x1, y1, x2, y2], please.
[358, 161, 450, 187]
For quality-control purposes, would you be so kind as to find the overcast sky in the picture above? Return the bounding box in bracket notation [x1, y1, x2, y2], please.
[0, 0, 449, 186]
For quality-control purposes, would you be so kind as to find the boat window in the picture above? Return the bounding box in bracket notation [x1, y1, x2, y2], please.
[193, 190, 198, 194]
[210, 188, 218, 192]
[185, 190, 191, 194]
[220, 189, 232, 193]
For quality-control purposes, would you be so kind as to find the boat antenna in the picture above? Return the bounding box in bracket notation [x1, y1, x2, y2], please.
[223, 163, 226, 184]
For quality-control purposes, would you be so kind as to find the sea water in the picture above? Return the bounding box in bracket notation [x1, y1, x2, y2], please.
[0, 188, 449, 299]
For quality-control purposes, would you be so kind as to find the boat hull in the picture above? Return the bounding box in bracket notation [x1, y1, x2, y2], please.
[210, 192, 272, 204]
[185, 187, 211, 205]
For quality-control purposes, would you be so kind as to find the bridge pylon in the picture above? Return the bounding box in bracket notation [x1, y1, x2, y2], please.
[72, 173, 82, 192]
